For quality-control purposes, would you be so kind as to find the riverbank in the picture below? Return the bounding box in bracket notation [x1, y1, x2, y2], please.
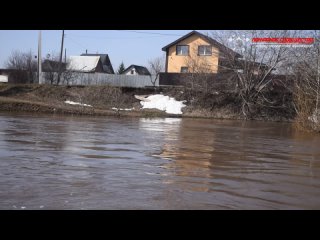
[0, 84, 295, 121]
[0, 84, 170, 118]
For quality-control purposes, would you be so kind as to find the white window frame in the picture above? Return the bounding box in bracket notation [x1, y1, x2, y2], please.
[176, 45, 189, 56]
[198, 45, 212, 56]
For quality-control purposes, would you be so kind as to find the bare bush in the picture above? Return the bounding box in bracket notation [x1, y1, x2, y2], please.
[71, 86, 129, 109]
[183, 45, 215, 94]
[43, 54, 79, 86]
[43, 54, 60, 85]
[291, 31, 320, 132]
[5, 50, 37, 83]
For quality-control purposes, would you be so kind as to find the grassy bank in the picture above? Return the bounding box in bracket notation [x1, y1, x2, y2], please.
[0, 84, 295, 121]
[161, 86, 295, 122]
[0, 84, 184, 118]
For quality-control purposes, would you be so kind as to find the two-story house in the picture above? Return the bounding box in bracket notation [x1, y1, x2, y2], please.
[162, 30, 242, 73]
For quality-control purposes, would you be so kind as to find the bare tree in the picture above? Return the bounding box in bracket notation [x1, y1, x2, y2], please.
[148, 56, 164, 75]
[43, 53, 60, 85]
[183, 45, 215, 94]
[148, 55, 165, 87]
[61, 70, 81, 86]
[210, 30, 295, 118]
[43, 54, 79, 86]
[5, 50, 37, 83]
[290, 30, 320, 131]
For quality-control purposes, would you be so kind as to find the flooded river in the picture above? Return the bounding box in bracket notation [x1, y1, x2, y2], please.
[0, 112, 319, 209]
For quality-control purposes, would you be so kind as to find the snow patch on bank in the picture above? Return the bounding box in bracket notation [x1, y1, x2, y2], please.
[140, 94, 186, 114]
[65, 100, 92, 107]
[308, 111, 319, 124]
[112, 107, 134, 111]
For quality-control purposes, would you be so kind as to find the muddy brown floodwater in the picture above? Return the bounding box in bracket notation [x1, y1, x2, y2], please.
[0, 112, 319, 209]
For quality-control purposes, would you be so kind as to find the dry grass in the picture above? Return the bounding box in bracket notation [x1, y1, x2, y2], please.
[0, 84, 298, 122]
[294, 88, 320, 132]
[0, 84, 138, 109]
[0, 84, 140, 117]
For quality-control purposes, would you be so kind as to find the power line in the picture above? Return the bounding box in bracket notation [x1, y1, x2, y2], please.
[114, 30, 182, 36]
[66, 33, 179, 40]
[67, 36, 88, 49]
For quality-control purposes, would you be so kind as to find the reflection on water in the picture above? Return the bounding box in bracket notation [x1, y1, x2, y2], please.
[0, 112, 320, 209]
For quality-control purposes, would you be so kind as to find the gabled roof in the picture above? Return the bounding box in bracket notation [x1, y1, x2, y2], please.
[81, 53, 114, 74]
[123, 65, 151, 75]
[162, 30, 242, 58]
[67, 56, 100, 72]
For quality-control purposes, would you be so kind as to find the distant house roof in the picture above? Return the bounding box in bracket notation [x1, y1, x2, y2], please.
[81, 53, 114, 74]
[67, 56, 100, 72]
[0, 68, 24, 74]
[42, 59, 67, 72]
[162, 30, 242, 58]
[122, 65, 151, 75]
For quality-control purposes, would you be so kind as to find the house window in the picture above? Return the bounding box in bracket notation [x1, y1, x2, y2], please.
[198, 45, 212, 56]
[180, 67, 188, 73]
[176, 45, 189, 56]
[131, 69, 134, 74]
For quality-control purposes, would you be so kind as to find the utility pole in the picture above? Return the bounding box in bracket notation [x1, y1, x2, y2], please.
[38, 30, 42, 84]
[316, 39, 320, 115]
[57, 30, 65, 85]
[64, 48, 66, 63]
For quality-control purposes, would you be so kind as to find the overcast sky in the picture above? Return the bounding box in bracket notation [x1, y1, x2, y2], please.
[0, 30, 211, 70]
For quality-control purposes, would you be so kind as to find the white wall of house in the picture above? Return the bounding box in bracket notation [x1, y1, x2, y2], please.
[0, 75, 8, 83]
[123, 67, 138, 75]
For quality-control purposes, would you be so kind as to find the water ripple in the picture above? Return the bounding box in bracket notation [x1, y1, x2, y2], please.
[0, 113, 320, 209]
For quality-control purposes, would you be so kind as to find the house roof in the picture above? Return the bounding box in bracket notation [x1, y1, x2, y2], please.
[67, 56, 100, 72]
[162, 30, 242, 58]
[81, 53, 114, 74]
[0, 68, 27, 73]
[235, 59, 270, 69]
[123, 65, 151, 75]
[42, 59, 67, 72]
[219, 58, 271, 70]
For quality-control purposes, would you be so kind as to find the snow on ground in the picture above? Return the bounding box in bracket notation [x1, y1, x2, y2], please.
[140, 94, 186, 114]
[308, 111, 319, 124]
[111, 107, 134, 111]
[65, 100, 92, 107]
